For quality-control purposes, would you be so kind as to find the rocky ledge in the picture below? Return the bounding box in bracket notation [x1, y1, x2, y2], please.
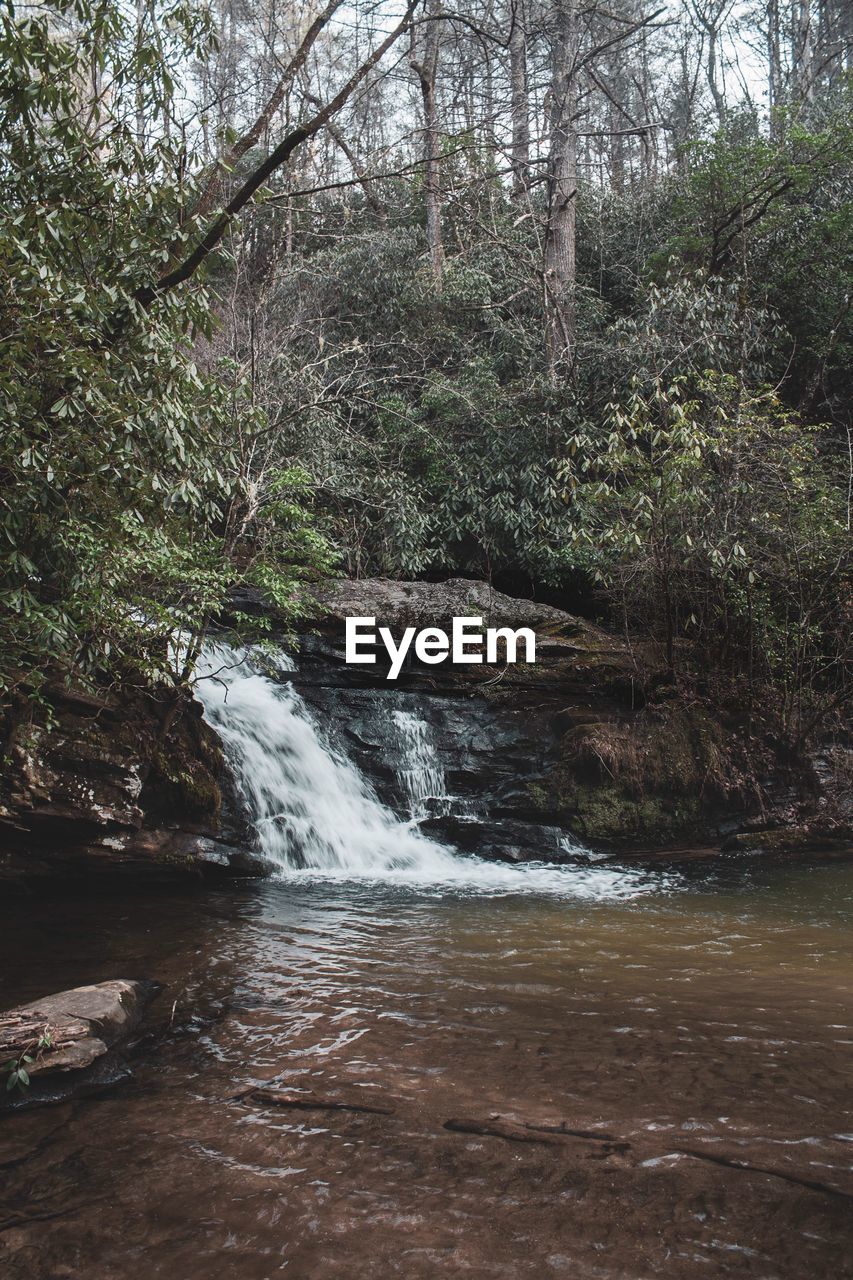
[0, 577, 850, 878]
[0, 681, 259, 885]
[0, 980, 159, 1109]
[241, 576, 638, 698]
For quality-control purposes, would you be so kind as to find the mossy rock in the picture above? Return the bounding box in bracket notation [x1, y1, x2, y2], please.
[538, 699, 755, 845]
[143, 705, 223, 824]
[561, 782, 703, 843]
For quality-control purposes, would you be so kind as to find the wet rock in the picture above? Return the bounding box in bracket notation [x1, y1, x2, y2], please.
[20, 980, 151, 1049]
[276, 579, 850, 858]
[0, 683, 253, 884]
[0, 980, 159, 1110]
[279, 578, 643, 861]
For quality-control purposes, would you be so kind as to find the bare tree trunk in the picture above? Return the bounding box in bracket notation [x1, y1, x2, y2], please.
[767, 0, 783, 134]
[509, 0, 530, 198]
[690, 0, 727, 125]
[543, 0, 578, 379]
[216, 0, 237, 146]
[793, 0, 815, 102]
[608, 85, 625, 191]
[637, 24, 657, 183]
[410, 2, 444, 289]
[705, 22, 726, 122]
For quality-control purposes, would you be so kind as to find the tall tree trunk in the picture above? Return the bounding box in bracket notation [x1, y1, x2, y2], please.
[543, 0, 578, 379]
[767, 0, 783, 135]
[610, 107, 625, 191]
[509, 0, 530, 198]
[638, 24, 657, 184]
[705, 23, 726, 122]
[216, 0, 237, 146]
[410, 2, 444, 289]
[793, 0, 815, 102]
[690, 0, 726, 125]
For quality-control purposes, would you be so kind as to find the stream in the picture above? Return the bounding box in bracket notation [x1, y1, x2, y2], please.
[0, 645, 851, 1278]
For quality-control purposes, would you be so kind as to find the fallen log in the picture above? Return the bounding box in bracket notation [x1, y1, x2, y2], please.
[239, 1087, 394, 1116]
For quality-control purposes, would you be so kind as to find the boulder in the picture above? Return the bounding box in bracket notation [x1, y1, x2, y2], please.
[312, 576, 629, 655]
[297, 577, 639, 699]
[0, 979, 159, 1109]
[313, 576, 591, 635]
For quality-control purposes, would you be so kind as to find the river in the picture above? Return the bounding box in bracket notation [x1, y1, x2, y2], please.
[0, 643, 851, 1277]
[1, 860, 852, 1278]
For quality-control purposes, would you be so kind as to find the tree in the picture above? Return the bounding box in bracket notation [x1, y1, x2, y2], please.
[543, 0, 579, 376]
[130, 0, 417, 316]
[508, 0, 531, 197]
[410, 0, 445, 287]
[0, 0, 333, 702]
[3, 0, 850, 747]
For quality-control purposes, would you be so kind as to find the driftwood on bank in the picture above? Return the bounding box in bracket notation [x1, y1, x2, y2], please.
[0, 1013, 58, 1062]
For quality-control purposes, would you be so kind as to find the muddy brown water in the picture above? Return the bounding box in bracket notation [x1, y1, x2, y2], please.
[0, 857, 851, 1279]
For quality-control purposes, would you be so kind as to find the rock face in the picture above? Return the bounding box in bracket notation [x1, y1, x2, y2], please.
[0, 682, 257, 884]
[284, 578, 645, 860]
[1, 578, 848, 877]
[0, 980, 159, 1108]
[288, 578, 850, 855]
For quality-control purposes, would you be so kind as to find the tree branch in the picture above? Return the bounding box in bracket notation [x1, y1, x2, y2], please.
[131, 0, 418, 313]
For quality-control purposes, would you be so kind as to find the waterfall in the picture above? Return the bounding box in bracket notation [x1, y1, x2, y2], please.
[193, 639, 673, 898]
[195, 641, 459, 878]
[390, 708, 451, 820]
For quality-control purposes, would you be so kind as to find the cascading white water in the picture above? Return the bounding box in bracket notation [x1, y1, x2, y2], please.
[195, 641, 460, 878]
[390, 708, 451, 820]
[193, 639, 675, 898]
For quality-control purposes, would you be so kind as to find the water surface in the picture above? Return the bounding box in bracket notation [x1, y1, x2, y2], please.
[1, 858, 851, 1278]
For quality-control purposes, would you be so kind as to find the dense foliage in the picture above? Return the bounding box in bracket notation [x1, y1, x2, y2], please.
[0, 0, 331, 705]
[1, 0, 850, 744]
[226, 115, 851, 735]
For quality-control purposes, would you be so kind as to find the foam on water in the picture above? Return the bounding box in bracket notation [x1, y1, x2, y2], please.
[194, 640, 674, 900]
